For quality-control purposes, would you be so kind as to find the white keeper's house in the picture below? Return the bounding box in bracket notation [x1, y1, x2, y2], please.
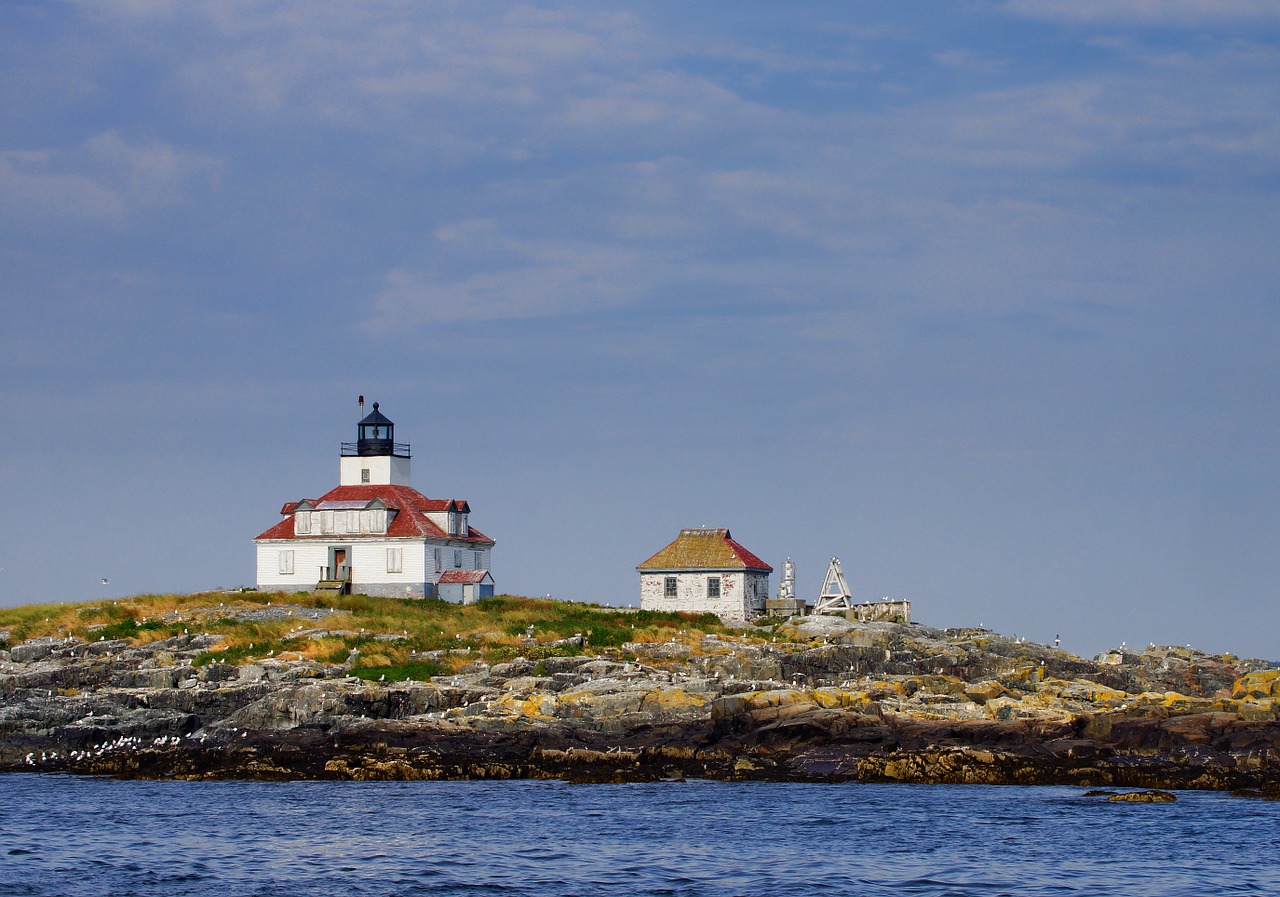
[254, 402, 495, 602]
[637, 528, 772, 620]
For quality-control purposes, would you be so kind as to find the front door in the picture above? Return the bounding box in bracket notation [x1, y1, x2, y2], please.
[332, 548, 349, 581]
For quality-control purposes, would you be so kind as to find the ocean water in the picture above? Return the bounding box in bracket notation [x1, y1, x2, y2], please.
[0, 776, 1276, 897]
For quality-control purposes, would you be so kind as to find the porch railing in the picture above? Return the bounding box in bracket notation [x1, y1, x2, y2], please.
[318, 565, 351, 582]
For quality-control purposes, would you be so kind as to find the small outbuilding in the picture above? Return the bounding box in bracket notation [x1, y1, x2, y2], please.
[437, 570, 495, 604]
[637, 528, 772, 621]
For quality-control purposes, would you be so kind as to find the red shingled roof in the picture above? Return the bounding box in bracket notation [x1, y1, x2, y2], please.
[254, 484, 492, 544]
[438, 570, 493, 584]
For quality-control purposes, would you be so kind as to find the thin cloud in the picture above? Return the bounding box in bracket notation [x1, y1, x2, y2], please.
[86, 131, 221, 206]
[0, 150, 126, 224]
[366, 234, 654, 328]
[1005, 0, 1280, 26]
[0, 132, 220, 229]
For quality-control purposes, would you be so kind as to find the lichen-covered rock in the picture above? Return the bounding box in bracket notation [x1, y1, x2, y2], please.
[624, 641, 692, 660]
[1234, 670, 1280, 700]
[779, 616, 855, 640]
[10, 638, 69, 664]
[1107, 790, 1177, 802]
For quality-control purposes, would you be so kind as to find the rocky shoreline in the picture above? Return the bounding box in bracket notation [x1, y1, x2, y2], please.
[2, 611, 1278, 790]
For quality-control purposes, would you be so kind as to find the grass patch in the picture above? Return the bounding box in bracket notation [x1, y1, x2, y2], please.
[1, 591, 750, 665]
[351, 662, 443, 683]
[96, 619, 168, 641]
[194, 640, 286, 667]
[503, 604, 730, 647]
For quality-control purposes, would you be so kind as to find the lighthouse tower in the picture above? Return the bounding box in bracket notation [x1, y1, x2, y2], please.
[340, 402, 411, 486]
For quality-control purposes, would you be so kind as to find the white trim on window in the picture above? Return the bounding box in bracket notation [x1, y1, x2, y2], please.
[279, 550, 295, 575]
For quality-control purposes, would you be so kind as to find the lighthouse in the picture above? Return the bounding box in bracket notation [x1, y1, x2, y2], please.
[253, 401, 496, 602]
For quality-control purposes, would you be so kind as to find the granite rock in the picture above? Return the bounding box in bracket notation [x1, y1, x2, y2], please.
[2, 616, 1277, 788]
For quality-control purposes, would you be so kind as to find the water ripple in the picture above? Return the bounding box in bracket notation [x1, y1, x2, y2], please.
[0, 777, 1277, 897]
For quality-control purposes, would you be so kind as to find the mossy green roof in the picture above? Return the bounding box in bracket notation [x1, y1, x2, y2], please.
[637, 528, 772, 572]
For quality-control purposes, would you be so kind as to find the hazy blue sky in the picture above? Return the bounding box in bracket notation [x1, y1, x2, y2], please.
[3, 1, 1278, 659]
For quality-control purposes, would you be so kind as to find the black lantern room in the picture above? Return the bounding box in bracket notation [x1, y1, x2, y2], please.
[342, 402, 411, 458]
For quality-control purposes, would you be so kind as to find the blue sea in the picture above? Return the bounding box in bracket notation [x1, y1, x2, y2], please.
[1, 776, 1276, 897]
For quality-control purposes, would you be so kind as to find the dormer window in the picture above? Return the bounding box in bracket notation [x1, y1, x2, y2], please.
[295, 511, 311, 535]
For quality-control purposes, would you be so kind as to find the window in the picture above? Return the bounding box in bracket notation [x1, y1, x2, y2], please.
[361, 468, 370, 483]
[454, 550, 463, 568]
[294, 512, 310, 535]
[473, 551, 484, 570]
[386, 547, 403, 574]
[433, 548, 442, 572]
[706, 576, 720, 599]
[278, 550, 295, 575]
[664, 576, 677, 598]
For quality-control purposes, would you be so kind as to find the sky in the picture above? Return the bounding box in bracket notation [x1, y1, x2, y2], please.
[2, 0, 1278, 660]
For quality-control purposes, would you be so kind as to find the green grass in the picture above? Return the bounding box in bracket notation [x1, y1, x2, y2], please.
[1, 591, 754, 669]
[502, 605, 728, 647]
[194, 640, 288, 667]
[96, 619, 169, 640]
[351, 661, 444, 682]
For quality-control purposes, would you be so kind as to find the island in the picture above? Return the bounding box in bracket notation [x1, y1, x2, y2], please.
[1, 592, 1277, 792]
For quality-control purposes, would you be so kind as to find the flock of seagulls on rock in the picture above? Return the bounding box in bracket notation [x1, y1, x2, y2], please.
[23, 732, 218, 766]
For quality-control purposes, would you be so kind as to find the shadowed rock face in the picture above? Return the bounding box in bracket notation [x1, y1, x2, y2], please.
[1, 620, 1277, 789]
